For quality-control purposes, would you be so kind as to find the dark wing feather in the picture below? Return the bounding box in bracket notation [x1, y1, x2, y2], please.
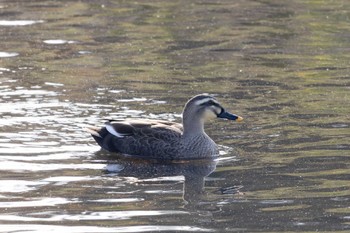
[88, 119, 183, 158]
[108, 122, 134, 136]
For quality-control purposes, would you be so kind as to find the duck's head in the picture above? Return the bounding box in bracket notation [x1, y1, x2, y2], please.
[183, 94, 243, 125]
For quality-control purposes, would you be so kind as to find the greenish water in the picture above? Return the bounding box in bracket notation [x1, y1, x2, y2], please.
[0, 0, 349, 232]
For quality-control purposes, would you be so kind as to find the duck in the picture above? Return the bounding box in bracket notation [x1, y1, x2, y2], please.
[86, 94, 243, 159]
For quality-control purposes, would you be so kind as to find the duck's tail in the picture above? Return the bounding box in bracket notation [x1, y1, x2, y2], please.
[84, 125, 120, 152]
[84, 126, 106, 148]
[84, 126, 102, 138]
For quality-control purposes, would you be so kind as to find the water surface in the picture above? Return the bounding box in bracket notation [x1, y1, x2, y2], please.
[0, 0, 349, 232]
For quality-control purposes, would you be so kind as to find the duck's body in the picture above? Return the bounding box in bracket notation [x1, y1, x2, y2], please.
[87, 94, 242, 159]
[89, 119, 217, 159]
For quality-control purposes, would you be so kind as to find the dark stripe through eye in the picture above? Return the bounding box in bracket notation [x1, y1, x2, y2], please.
[200, 100, 220, 108]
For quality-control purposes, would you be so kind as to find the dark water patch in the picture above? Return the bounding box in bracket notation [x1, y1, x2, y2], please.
[26, 3, 63, 9]
[273, 135, 332, 146]
[221, 91, 256, 100]
[271, 145, 350, 153]
[306, 122, 349, 129]
[263, 31, 296, 41]
[247, 102, 294, 111]
[287, 113, 338, 120]
[267, 10, 295, 19]
[207, 8, 234, 14]
[93, 36, 129, 43]
[244, 48, 286, 55]
[259, 58, 293, 68]
[285, 155, 350, 173]
[305, 82, 350, 88]
[0, 11, 21, 17]
[72, 13, 95, 18]
[118, 79, 189, 88]
[305, 66, 345, 71]
[166, 40, 224, 51]
[238, 79, 295, 90]
[209, 48, 241, 52]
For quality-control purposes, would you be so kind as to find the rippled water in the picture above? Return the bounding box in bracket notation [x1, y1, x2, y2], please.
[0, 0, 349, 232]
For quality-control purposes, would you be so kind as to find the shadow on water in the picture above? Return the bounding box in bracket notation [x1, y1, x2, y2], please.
[94, 151, 220, 206]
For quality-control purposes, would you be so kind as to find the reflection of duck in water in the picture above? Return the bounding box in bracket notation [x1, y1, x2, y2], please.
[99, 154, 218, 204]
[87, 94, 243, 159]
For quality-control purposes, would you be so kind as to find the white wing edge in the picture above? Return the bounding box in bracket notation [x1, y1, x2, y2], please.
[105, 123, 126, 138]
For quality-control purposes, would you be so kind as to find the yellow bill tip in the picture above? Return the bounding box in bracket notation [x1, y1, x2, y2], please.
[236, 116, 244, 122]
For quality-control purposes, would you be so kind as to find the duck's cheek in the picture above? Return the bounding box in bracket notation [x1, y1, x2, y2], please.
[203, 109, 217, 121]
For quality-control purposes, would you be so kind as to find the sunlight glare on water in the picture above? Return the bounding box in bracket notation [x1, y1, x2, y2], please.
[0, 52, 19, 58]
[0, 20, 44, 26]
[0, 225, 213, 233]
[43, 40, 77, 45]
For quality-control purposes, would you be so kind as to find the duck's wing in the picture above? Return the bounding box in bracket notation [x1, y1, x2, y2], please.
[86, 119, 183, 156]
[104, 119, 183, 137]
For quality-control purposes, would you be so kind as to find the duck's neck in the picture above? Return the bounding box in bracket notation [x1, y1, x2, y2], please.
[182, 115, 205, 138]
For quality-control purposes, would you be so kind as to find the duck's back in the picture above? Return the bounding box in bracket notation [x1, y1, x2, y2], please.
[89, 119, 184, 159]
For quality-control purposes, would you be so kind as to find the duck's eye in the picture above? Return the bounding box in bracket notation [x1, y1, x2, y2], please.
[200, 99, 219, 107]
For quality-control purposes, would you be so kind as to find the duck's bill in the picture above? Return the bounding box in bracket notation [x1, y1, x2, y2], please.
[217, 111, 243, 122]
